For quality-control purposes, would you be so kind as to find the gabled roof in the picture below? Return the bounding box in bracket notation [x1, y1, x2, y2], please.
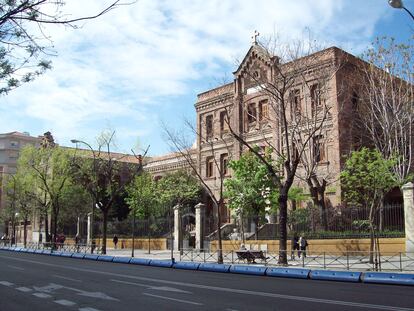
[233, 43, 278, 76]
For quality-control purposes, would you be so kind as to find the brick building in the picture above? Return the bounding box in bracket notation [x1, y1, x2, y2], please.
[146, 41, 370, 232]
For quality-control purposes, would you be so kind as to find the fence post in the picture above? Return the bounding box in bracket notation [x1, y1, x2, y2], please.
[323, 252, 326, 269]
[346, 252, 350, 270]
[204, 250, 206, 263]
[231, 250, 234, 264]
[191, 249, 193, 262]
[302, 252, 305, 267]
[400, 252, 403, 272]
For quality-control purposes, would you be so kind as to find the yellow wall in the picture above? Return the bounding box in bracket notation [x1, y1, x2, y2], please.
[210, 238, 405, 255]
[95, 238, 167, 250]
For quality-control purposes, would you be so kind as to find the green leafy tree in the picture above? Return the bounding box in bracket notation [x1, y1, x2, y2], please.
[70, 131, 146, 254]
[157, 170, 201, 252]
[341, 148, 398, 262]
[225, 149, 276, 240]
[0, 0, 127, 94]
[18, 141, 73, 246]
[4, 167, 37, 247]
[157, 170, 201, 209]
[126, 172, 160, 253]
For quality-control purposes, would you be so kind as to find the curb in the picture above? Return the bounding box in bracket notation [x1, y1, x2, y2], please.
[1, 246, 413, 286]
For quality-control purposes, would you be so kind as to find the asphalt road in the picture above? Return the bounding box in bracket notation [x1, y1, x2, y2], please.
[0, 251, 413, 311]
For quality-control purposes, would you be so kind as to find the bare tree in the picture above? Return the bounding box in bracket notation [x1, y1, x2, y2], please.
[225, 38, 344, 264]
[163, 118, 233, 264]
[357, 37, 414, 185]
[0, 0, 133, 94]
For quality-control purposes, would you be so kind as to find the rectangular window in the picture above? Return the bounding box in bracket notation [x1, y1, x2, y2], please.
[206, 115, 213, 139]
[220, 153, 229, 176]
[247, 103, 257, 124]
[290, 89, 301, 117]
[311, 84, 321, 115]
[259, 100, 269, 121]
[292, 142, 300, 162]
[10, 141, 19, 147]
[206, 157, 214, 178]
[220, 111, 229, 132]
[313, 135, 325, 163]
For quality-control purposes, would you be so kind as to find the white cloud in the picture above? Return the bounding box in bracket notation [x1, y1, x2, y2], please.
[1, 0, 390, 153]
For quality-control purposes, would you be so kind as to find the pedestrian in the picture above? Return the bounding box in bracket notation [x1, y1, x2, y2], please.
[298, 236, 308, 258]
[75, 234, 80, 252]
[291, 234, 299, 260]
[91, 239, 96, 254]
[113, 235, 119, 249]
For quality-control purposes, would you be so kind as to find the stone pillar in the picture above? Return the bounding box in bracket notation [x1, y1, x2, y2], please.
[87, 213, 92, 245]
[195, 203, 205, 250]
[403, 182, 414, 253]
[174, 205, 182, 252]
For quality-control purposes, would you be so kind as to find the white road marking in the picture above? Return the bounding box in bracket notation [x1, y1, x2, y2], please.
[53, 274, 81, 282]
[7, 265, 24, 271]
[0, 281, 14, 286]
[111, 279, 191, 294]
[32, 293, 52, 299]
[143, 293, 203, 306]
[34, 282, 118, 301]
[79, 308, 102, 311]
[16, 287, 32, 292]
[54, 299, 76, 306]
[2, 254, 413, 311]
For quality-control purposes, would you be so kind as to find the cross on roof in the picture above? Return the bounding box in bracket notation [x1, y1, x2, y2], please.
[251, 30, 260, 45]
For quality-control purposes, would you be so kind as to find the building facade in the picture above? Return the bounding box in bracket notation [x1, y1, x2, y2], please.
[0, 132, 41, 235]
[146, 42, 368, 233]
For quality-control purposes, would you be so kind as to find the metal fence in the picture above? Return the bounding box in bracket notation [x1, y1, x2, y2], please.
[230, 204, 405, 240]
[179, 249, 414, 272]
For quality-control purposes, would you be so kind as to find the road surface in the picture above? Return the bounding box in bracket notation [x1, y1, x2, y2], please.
[0, 251, 413, 311]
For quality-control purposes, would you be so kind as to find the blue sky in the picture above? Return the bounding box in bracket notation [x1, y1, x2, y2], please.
[0, 0, 413, 156]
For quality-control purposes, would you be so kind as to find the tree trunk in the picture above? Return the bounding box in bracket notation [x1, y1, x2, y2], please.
[102, 210, 108, 254]
[148, 216, 151, 254]
[44, 210, 49, 243]
[254, 214, 259, 240]
[278, 191, 288, 265]
[52, 207, 58, 249]
[217, 200, 223, 264]
[379, 200, 384, 232]
[23, 217, 28, 248]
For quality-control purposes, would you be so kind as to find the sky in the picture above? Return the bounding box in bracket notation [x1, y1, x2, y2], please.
[0, 0, 413, 156]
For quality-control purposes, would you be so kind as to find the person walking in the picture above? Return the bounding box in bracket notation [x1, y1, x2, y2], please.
[291, 234, 299, 260]
[113, 235, 119, 249]
[298, 236, 308, 258]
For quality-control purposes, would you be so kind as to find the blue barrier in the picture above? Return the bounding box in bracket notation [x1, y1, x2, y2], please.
[60, 252, 74, 258]
[173, 261, 200, 270]
[362, 272, 414, 286]
[129, 258, 152, 266]
[83, 254, 99, 261]
[310, 270, 361, 283]
[149, 260, 174, 268]
[229, 265, 267, 276]
[34, 249, 44, 254]
[198, 263, 231, 273]
[13, 247, 22, 252]
[113, 257, 131, 264]
[42, 249, 52, 255]
[71, 253, 85, 259]
[266, 267, 310, 279]
[27, 249, 36, 253]
[18, 248, 28, 253]
[97, 255, 114, 262]
[50, 251, 63, 256]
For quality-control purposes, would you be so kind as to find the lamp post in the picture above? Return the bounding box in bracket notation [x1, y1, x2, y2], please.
[71, 139, 98, 252]
[389, 0, 414, 21]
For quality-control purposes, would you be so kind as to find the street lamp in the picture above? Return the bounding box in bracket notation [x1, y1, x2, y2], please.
[71, 139, 98, 252]
[388, 0, 414, 21]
